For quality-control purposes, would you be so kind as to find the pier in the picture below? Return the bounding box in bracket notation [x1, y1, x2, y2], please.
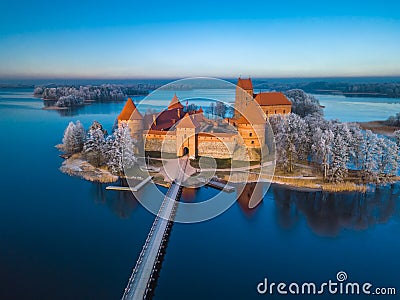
[106, 176, 153, 192]
[198, 177, 235, 192]
[207, 178, 235, 192]
[122, 158, 188, 300]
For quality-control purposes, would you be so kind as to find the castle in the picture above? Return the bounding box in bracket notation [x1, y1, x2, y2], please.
[117, 78, 291, 161]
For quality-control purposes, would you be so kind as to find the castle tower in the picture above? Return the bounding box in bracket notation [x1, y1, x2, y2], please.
[236, 101, 266, 148]
[235, 78, 254, 118]
[175, 113, 199, 157]
[168, 93, 184, 110]
[117, 98, 143, 141]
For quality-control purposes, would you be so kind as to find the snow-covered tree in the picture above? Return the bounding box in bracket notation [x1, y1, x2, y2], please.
[62, 122, 76, 153]
[312, 127, 334, 179]
[359, 130, 379, 182]
[74, 121, 86, 152]
[33, 86, 44, 97]
[329, 133, 348, 182]
[324, 123, 352, 182]
[37, 84, 148, 107]
[376, 137, 398, 178]
[83, 121, 106, 167]
[62, 121, 86, 154]
[105, 123, 137, 175]
[56, 94, 84, 107]
[394, 130, 400, 146]
[347, 123, 364, 169]
[285, 89, 323, 118]
[270, 113, 307, 173]
[304, 113, 326, 161]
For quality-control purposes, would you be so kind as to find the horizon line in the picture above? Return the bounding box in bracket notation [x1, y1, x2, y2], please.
[1, 74, 400, 82]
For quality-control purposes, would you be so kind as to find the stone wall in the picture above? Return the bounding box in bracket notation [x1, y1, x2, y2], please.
[144, 131, 262, 161]
[261, 104, 291, 116]
[144, 135, 176, 153]
[232, 144, 262, 161]
[197, 139, 237, 159]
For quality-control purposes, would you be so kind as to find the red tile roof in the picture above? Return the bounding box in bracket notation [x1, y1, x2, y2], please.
[149, 108, 182, 130]
[143, 97, 202, 131]
[176, 113, 200, 129]
[255, 92, 292, 106]
[118, 98, 138, 121]
[237, 78, 253, 90]
[168, 94, 184, 110]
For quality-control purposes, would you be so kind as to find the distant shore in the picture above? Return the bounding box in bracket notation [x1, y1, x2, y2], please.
[43, 106, 70, 111]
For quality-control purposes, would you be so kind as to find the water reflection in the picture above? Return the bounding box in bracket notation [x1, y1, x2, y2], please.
[236, 182, 265, 217]
[52, 107, 82, 117]
[272, 184, 400, 236]
[181, 188, 197, 202]
[91, 182, 139, 219]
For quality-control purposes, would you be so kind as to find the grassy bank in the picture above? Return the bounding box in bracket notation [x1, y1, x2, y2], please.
[272, 176, 367, 192]
[358, 120, 399, 136]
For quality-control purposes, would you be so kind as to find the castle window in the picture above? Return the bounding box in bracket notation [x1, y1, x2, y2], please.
[251, 141, 254, 144]
[249, 132, 252, 137]
[275, 110, 277, 114]
[283, 110, 286, 113]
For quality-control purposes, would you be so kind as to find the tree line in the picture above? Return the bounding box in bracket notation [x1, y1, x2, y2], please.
[271, 90, 399, 183]
[34, 84, 150, 107]
[252, 81, 400, 98]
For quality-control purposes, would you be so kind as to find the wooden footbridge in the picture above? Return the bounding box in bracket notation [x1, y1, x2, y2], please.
[121, 158, 188, 300]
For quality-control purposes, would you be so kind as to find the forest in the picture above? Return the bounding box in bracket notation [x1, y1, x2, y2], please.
[34, 84, 151, 107]
[272, 90, 400, 184]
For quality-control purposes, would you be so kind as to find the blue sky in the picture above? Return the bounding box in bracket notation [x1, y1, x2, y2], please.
[0, 0, 399, 78]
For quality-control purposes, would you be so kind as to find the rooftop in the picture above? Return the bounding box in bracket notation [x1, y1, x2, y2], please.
[168, 94, 184, 110]
[237, 78, 253, 91]
[176, 112, 200, 129]
[255, 92, 292, 106]
[118, 98, 141, 121]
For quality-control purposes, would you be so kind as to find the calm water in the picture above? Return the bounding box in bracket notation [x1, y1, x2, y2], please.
[315, 94, 400, 122]
[1, 88, 400, 299]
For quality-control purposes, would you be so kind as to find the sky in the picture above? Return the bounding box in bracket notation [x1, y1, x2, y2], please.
[0, 0, 400, 79]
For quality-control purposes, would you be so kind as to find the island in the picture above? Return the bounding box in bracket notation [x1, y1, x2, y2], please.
[58, 78, 400, 192]
[34, 83, 156, 109]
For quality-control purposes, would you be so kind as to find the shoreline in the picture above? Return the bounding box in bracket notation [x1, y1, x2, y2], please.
[270, 178, 367, 193]
[357, 120, 399, 136]
[59, 155, 391, 193]
[60, 154, 118, 183]
[43, 106, 70, 111]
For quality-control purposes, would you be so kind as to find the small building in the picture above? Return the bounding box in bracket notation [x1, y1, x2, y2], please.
[235, 77, 292, 118]
[255, 92, 292, 116]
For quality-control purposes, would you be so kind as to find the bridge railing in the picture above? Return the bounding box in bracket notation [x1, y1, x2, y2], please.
[122, 157, 187, 299]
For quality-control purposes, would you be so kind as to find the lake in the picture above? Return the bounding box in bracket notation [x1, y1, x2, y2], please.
[0, 88, 399, 299]
[314, 93, 400, 122]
